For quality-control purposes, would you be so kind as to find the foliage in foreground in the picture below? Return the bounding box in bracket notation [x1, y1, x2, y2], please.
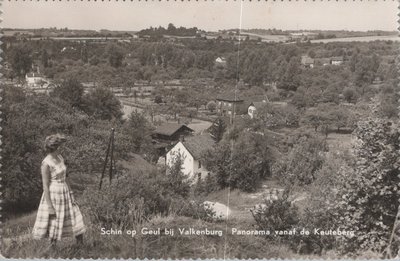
[338, 119, 400, 254]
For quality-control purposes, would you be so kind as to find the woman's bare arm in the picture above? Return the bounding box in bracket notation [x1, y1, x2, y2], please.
[41, 162, 56, 214]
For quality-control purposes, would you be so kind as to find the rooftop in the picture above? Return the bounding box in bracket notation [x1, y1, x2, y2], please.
[216, 92, 244, 102]
[153, 123, 194, 137]
[182, 134, 215, 159]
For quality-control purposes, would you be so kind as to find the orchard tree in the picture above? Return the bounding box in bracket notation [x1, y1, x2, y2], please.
[84, 87, 123, 120]
[126, 111, 152, 150]
[207, 101, 217, 112]
[10, 44, 32, 78]
[343, 87, 358, 103]
[273, 135, 327, 187]
[51, 78, 84, 109]
[107, 44, 124, 68]
[203, 132, 273, 192]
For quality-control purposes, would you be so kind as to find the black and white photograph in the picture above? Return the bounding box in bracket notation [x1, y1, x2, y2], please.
[1, 1, 399, 259]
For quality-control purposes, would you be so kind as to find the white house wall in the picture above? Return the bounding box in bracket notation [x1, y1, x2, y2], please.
[166, 141, 210, 183]
[166, 142, 195, 180]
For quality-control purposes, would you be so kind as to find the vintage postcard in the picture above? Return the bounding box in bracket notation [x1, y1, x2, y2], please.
[1, 0, 399, 259]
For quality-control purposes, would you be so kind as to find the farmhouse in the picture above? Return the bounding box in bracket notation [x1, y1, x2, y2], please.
[152, 123, 194, 142]
[215, 57, 227, 67]
[216, 93, 244, 116]
[248, 101, 267, 119]
[315, 58, 331, 66]
[331, 56, 344, 65]
[166, 134, 214, 182]
[152, 123, 194, 157]
[25, 73, 46, 88]
[247, 101, 288, 119]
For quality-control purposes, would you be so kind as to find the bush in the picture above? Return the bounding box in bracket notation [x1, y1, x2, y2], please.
[342, 87, 358, 103]
[169, 199, 217, 222]
[251, 190, 299, 233]
[81, 169, 174, 229]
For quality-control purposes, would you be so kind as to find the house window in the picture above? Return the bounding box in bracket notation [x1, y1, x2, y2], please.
[198, 161, 202, 168]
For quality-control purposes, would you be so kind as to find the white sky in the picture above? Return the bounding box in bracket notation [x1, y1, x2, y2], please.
[2, 1, 398, 32]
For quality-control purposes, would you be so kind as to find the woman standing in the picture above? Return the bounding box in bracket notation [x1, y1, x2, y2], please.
[32, 134, 86, 243]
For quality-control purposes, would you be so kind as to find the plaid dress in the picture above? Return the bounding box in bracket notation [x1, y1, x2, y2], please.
[32, 155, 86, 241]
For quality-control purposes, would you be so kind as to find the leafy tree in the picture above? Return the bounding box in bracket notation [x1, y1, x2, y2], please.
[301, 104, 336, 137]
[10, 44, 32, 78]
[273, 135, 327, 187]
[354, 55, 380, 86]
[41, 49, 49, 68]
[204, 132, 273, 192]
[343, 87, 358, 103]
[107, 44, 124, 68]
[166, 151, 191, 198]
[338, 119, 400, 254]
[51, 78, 84, 108]
[84, 87, 123, 120]
[278, 57, 301, 91]
[206, 100, 217, 112]
[124, 111, 153, 152]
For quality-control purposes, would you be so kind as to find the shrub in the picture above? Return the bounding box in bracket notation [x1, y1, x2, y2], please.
[342, 87, 358, 103]
[169, 199, 217, 222]
[81, 169, 174, 229]
[251, 190, 299, 233]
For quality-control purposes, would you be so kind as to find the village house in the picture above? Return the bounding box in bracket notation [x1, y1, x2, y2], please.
[315, 58, 331, 66]
[331, 56, 344, 65]
[216, 93, 244, 116]
[166, 134, 214, 182]
[247, 101, 288, 119]
[152, 123, 194, 142]
[152, 123, 194, 157]
[301, 55, 314, 68]
[215, 57, 227, 67]
[25, 72, 47, 88]
[247, 101, 267, 119]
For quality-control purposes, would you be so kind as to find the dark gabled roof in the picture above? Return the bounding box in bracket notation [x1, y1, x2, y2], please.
[153, 123, 194, 137]
[182, 134, 215, 159]
[216, 92, 244, 102]
[249, 101, 267, 109]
